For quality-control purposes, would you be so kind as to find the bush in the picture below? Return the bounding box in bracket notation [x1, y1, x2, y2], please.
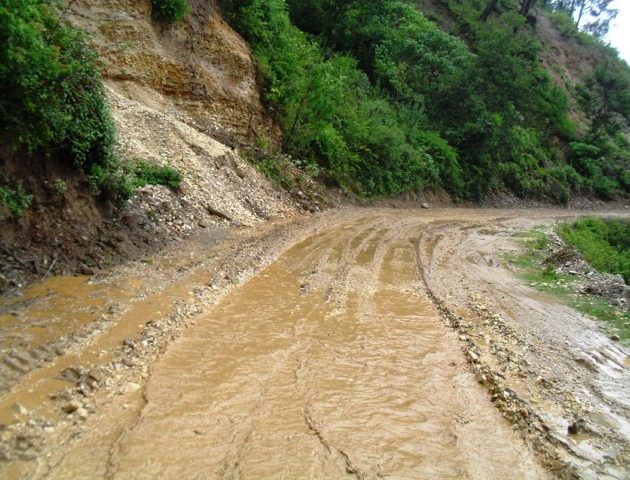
[131, 161, 183, 191]
[590, 175, 619, 200]
[151, 0, 189, 21]
[225, 0, 626, 202]
[0, 184, 32, 217]
[558, 218, 630, 283]
[222, 0, 446, 197]
[0, 0, 138, 199]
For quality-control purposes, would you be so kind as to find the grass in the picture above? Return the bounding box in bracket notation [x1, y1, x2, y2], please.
[244, 149, 321, 196]
[558, 218, 630, 283]
[130, 160, 183, 191]
[506, 226, 630, 344]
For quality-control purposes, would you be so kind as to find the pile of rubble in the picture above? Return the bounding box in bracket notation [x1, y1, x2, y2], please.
[545, 232, 629, 311]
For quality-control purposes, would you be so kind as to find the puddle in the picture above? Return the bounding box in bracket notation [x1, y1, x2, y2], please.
[0, 265, 210, 426]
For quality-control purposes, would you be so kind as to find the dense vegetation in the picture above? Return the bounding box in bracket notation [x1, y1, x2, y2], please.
[558, 218, 630, 283]
[0, 0, 118, 181]
[151, 0, 189, 22]
[0, 0, 183, 214]
[222, 0, 630, 201]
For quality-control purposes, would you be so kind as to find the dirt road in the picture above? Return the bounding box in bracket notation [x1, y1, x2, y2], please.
[0, 209, 628, 479]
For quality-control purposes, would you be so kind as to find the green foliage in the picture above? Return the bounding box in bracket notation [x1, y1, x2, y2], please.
[151, 0, 190, 21]
[53, 178, 67, 194]
[558, 218, 630, 283]
[245, 150, 323, 195]
[590, 174, 619, 200]
[577, 63, 630, 135]
[224, 0, 628, 201]
[0, 0, 136, 200]
[508, 226, 630, 343]
[0, 184, 32, 217]
[88, 160, 183, 199]
[249, 153, 295, 191]
[570, 141, 600, 177]
[547, 10, 598, 47]
[130, 161, 183, 191]
[222, 0, 452, 197]
[0, 0, 115, 169]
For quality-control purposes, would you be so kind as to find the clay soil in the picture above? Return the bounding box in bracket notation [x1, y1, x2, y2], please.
[0, 208, 629, 479]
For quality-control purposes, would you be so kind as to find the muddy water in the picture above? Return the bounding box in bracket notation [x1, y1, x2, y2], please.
[0, 259, 208, 424]
[91, 217, 547, 479]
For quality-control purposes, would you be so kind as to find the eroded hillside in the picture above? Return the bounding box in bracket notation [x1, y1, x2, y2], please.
[67, 0, 274, 147]
[1, 0, 302, 293]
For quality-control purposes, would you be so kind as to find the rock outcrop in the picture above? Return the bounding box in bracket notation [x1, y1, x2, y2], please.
[63, 0, 297, 231]
[66, 0, 275, 147]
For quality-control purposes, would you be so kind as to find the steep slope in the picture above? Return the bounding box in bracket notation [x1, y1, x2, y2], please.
[0, 0, 298, 293]
[66, 0, 298, 228]
[66, 0, 276, 147]
[414, 0, 625, 135]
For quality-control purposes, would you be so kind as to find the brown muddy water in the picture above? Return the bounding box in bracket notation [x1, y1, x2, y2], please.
[2, 209, 630, 479]
[94, 216, 545, 479]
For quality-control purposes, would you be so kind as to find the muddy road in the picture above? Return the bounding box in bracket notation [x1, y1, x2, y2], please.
[0, 209, 628, 479]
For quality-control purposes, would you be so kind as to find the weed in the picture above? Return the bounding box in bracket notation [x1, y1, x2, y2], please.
[53, 178, 67, 195]
[0, 184, 33, 217]
[130, 160, 183, 191]
[151, 0, 189, 22]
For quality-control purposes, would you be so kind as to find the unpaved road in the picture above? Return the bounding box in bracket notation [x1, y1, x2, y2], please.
[0, 208, 628, 479]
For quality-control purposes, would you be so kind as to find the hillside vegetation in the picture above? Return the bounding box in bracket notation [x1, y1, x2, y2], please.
[559, 217, 630, 282]
[1, 0, 629, 218]
[0, 0, 183, 213]
[222, 0, 630, 201]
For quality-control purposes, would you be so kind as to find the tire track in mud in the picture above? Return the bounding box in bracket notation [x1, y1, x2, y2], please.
[413, 222, 575, 477]
[415, 218, 630, 479]
[4, 208, 627, 479]
[91, 213, 548, 479]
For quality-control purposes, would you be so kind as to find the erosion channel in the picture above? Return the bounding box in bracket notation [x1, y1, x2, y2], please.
[0, 209, 628, 479]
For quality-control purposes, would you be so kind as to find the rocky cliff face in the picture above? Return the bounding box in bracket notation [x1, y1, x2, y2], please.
[62, 0, 298, 236]
[66, 0, 274, 147]
[1, 0, 297, 293]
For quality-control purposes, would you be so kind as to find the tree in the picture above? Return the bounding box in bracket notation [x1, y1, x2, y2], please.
[519, 0, 538, 16]
[480, 0, 500, 21]
[549, 0, 618, 34]
[583, 0, 618, 37]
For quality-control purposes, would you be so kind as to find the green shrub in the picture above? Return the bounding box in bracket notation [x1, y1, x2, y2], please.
[544, 165, 583, 205]
[570, 141, 600, 177]
[222, 0, 445, 197]
[0, 184, 32, 217]
[0, 0, 116, 170]
[590, 175, 619, 200]
[558, 218, 630, 283]
[131, 161, 183, 191]
[0, 0, 138, 200]
[151, 0, 189, 21]
[224, 0, 627, 202]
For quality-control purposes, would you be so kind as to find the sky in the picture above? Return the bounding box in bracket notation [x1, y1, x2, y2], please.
[606, 1, 630, 63]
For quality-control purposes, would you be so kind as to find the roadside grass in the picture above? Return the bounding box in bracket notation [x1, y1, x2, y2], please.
[505, 226, 630, 344]
[558, 218, 630, 283]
